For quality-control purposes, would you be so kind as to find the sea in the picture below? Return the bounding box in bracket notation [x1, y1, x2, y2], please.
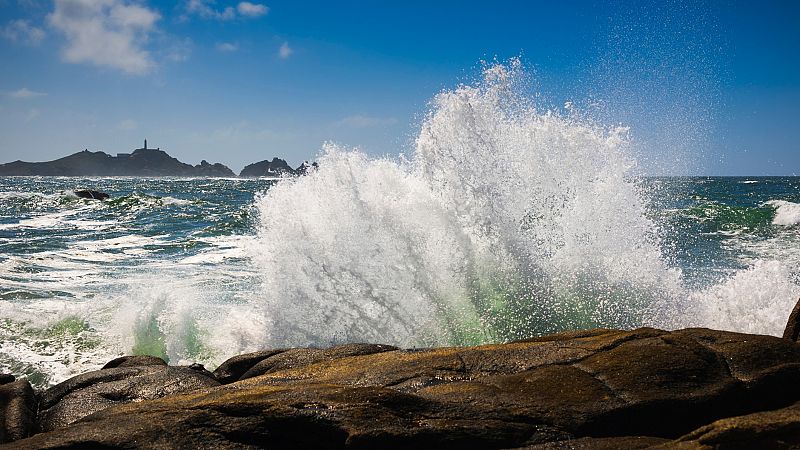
[2, 62, 799, 387]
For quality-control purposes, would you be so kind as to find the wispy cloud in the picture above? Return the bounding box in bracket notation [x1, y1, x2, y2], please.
[237, 2, 268, 18]
[48, 0, 161, 75]
[116, 118, 137, 131]
[8, 87, 47, 99]
[183, 1, 268, 21]
[278, 41, 292, 59]
[163, 37, 192, 62]
[184, 0, 234, 20]
[216, 42, 238, 52]
[335, 115, 398, 128]
[1, 19, 46, 45]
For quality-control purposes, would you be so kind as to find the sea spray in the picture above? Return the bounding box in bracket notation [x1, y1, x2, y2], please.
[251, 60, 686, 347]
[1, 62, 799, 386]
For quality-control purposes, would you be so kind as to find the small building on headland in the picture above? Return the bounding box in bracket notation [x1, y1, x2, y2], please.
[135, 139, 160, 151]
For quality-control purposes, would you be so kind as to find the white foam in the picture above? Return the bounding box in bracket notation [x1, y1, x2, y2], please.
[765, 200, 800, 226]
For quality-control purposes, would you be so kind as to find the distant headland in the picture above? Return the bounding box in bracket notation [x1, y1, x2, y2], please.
[0, 140, 315, 178]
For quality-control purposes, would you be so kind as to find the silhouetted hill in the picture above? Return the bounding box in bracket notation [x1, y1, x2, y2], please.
[0, 149, 235, 177]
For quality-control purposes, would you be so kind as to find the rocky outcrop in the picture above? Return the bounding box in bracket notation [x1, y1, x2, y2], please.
[73, 189, 110, 200]
[0, 149, 235, 177]
[238, 157, 297, 177]
[783, 297, 800, 341]
[36, 365, 219, 432]
[100, 355, 167, 369]
[295, 160, 319, 175]
[0, 380, 36, 443]
[4, 327, 800, 448]
[663, 400, 800, 449]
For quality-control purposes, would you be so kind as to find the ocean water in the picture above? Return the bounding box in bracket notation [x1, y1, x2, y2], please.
[1, 62, 799, 387]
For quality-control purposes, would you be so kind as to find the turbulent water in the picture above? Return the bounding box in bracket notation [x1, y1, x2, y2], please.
[2, 63, 799, 387]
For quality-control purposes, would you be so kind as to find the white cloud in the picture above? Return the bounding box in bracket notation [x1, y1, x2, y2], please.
[183, 1, 268, 20]
[335, 115, 398, 128]
[1, 19, 46, 45]
[237, 2, 268, 17]
[116, 118, 137, 131]
[184, 0, 235, 20]
[8, 87, 47, 99]
[278, 41, 292, 59]
[216, 41, 238, 52]
[47, 0, 161, 75]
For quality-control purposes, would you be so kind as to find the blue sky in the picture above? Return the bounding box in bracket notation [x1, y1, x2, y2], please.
[0, 1, 798, 175]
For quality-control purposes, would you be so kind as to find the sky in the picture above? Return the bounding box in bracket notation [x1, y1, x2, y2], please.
[0, 0, 798, 175]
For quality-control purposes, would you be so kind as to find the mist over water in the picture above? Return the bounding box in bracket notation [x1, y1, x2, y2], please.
[1, 61, 799, 386]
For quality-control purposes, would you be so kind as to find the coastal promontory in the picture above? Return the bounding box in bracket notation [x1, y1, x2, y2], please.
[0, 141, 235, 177]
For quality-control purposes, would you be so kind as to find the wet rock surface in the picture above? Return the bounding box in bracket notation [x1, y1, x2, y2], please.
[4, 328, 800, 449]
[0, 380, 36, 443]
[36, 365, 220, 432]
[783, 297, 800, 342]
[100, 355, 168, 369]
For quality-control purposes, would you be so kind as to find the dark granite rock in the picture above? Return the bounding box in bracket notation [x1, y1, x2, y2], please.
[101, 355, 168, 369]
[239, 157, 296, 177]
[295, 161, 319, 175]
[520, 436, 670, 449]
[73, 189, 109, 200]
[662, 400, 800, 449]
[783, 297, 800, 341]
[238, 343, 398, 381]
[37, 365, 220, 432]
[212, 349, 287, 384]
[0, 374, 14, 385]
[0, 380, 36, 443]
[6, 328, 800, 449]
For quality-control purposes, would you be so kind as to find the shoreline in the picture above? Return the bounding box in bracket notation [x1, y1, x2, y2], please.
[2, 300, 800, 448]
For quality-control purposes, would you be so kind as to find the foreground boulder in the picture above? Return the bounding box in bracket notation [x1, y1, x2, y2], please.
[663, 400, 800, 449]
[36, 365, 220, 432]
[0, 380, 36, 443]
[784, 297, 800, 342]
[4, 327, 800, 449]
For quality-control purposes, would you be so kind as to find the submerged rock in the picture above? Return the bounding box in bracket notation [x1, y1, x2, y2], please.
[5, 327, 800, 448]
[0, 380, 36, 443]
[73, 189, 109, 200]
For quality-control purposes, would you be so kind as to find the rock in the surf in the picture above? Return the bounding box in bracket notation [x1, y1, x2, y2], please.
[36, 365, 219, 432]
[101, 355, 168, 369]
[0, 380, 36, 444]
[73, 189, 110, 200]
[8, 328, 800, 449]
[783, 297, 800, 341]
